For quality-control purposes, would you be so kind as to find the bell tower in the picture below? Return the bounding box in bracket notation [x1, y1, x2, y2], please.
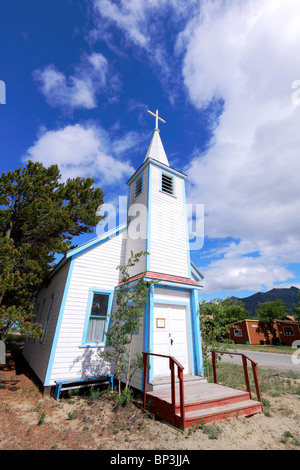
[125, 109, 203, 383]
[126, 109, 191, 280]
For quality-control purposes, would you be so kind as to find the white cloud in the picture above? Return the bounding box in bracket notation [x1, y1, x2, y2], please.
[33, 52, 113, 110]
[179, 0, 300, 293]
[22, 124, 135, 185]
[202, 253, 295, 294]
[92, 0, 191, 47]
[91, 0, 195, 100]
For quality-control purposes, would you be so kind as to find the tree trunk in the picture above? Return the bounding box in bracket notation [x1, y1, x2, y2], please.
[0, 220, 13, 306]
[126, 334, 133, 390]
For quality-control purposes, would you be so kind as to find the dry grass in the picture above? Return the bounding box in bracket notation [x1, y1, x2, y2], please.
[0, 337, 299, 451]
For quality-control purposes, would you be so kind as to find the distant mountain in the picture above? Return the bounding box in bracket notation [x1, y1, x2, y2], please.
[231, 286, 300, 316]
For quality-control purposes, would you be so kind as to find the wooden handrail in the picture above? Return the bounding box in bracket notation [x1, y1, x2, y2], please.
[211, 350, 262, 403]
[142, 352, 185, 428]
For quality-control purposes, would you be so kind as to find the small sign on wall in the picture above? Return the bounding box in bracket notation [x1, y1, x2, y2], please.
[156, 318, 165, 328]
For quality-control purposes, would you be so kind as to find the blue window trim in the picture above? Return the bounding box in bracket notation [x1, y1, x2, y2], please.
[160, 168, 177, 198]
[40, 293, 55, 344]
[81, 288, 114, 347]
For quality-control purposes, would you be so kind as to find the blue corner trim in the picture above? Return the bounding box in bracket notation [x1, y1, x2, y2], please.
[44, 259, 75, 386]
[146, 163, 152, 271]
[183, 179, 191, 277]
[190, 288, 204, 375]
[145, 284, 154, 384]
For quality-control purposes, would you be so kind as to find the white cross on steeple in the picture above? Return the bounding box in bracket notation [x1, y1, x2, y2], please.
[147, 109, 166, 130]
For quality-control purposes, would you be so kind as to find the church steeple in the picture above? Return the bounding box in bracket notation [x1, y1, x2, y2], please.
[126, 108, 190, 280]
[144, 109, 169, 166]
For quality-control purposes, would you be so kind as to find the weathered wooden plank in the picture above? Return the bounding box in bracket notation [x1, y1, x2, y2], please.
[146, 382, 263, 429]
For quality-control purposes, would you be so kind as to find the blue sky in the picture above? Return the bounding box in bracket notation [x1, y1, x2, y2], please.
[1, 0, 300, 302]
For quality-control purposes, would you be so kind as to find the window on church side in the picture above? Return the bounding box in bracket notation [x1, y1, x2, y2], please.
[161, 173, 174, 195]
[86, 293, 110, 343]
[134, 174, 143, 199]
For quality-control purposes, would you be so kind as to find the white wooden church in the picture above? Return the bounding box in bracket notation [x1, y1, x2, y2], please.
[23, 110, 205, 397]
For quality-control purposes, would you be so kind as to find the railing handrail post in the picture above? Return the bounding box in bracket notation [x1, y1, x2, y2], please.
[142, 352, 148, 410]
[178, 366, 185, 428]
[251, 361, 262, 403]
[169, 358, 176, 421]
[242, 355, 251, 398]
[142, 352, 185, 428]
[212, 350, 217, 383]
[211, 349, 263, 404]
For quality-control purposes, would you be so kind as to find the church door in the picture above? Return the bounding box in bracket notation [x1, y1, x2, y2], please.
[152, 303, 190, 378]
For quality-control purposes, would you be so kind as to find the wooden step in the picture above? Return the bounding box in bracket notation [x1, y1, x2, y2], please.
[182, 399, 263, 428]
[147, 374, 207, 391]
[145, 382, 263, 429]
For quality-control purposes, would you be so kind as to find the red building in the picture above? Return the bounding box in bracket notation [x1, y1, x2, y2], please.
[228, 319, 300, 346]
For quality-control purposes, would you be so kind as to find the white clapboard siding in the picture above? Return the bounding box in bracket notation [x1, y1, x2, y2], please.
[149, 165, 189, 277]
[154, 287, 190, 303]
[23, 261, 71, 384]
[124, 316, 144, 390]
[125, 166, 148, 277]
[48, 230, 127, 384]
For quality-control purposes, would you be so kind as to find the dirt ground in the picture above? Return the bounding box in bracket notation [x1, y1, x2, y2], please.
[0, 349, 299, 451]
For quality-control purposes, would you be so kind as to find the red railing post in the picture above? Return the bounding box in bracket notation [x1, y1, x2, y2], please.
[212, 350, 217, 383]
[242, 355, 251, 398]
[169, 358, 176, 423]
[142, 352, 185, 428]
[211, 350, 263, 405]
[142, 352, 148, 410]
[251, 362, 262, 403]
[178, 367, 185, 429]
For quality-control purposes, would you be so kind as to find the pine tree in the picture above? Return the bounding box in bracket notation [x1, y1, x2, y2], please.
[0, 161, 104, 339]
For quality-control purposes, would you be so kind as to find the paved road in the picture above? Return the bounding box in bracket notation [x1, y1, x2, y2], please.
[216, 349, 300, 373]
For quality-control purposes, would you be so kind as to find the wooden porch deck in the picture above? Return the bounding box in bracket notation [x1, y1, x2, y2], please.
[145, 381, 263, 429]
